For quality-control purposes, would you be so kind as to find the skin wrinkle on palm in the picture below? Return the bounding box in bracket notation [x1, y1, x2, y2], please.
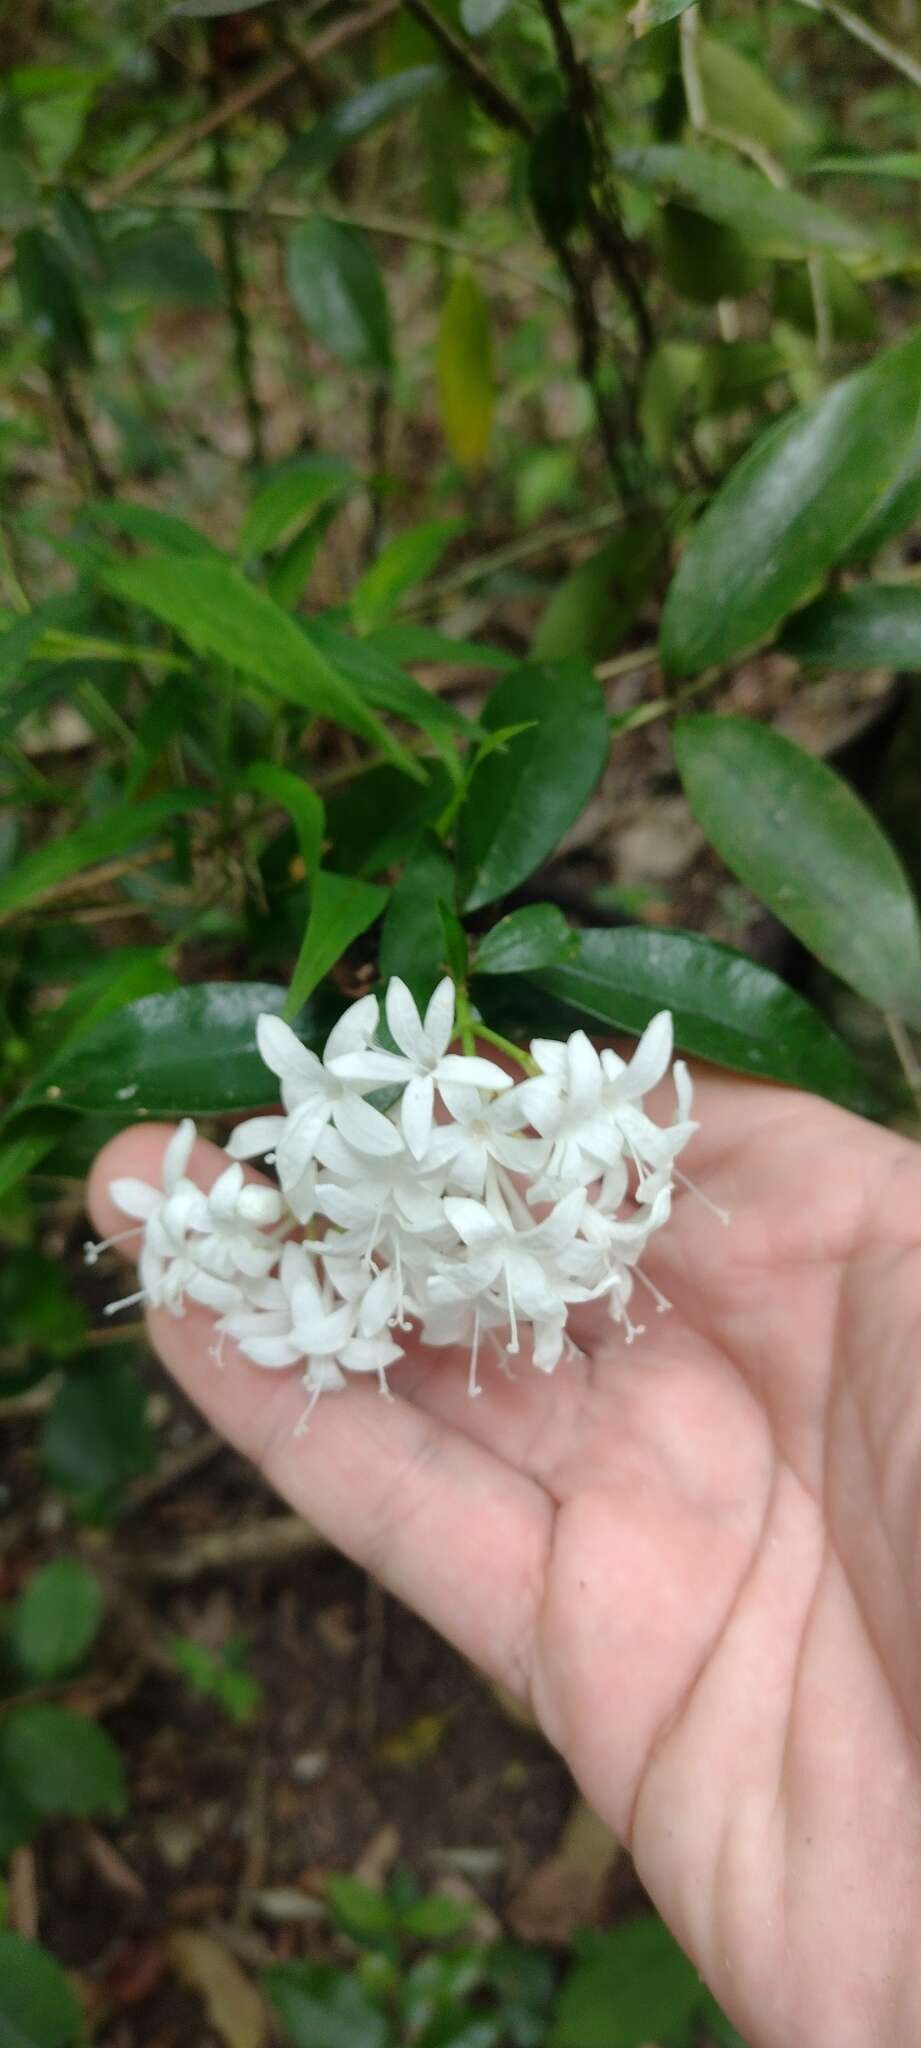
[89, 1066, 921, 2047]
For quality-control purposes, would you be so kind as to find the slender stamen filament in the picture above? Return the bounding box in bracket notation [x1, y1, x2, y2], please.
[84, 1225, 143, 1264]
[634, 1266, 673, 1314]
[468, 1307, 482, 1398]
[673, 1165, 730, 1225]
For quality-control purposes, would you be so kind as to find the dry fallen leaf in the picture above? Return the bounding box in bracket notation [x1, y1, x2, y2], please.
[166, 1929, 268, 2048]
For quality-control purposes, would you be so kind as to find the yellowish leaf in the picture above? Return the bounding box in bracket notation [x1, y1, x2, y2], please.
[167, 1929, 268, 2048]
[437, 267, 493, 478]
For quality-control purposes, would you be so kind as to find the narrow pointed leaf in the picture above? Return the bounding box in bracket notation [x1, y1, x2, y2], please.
[266, 66, 441, 185]
[286, 218, 391, 372]
[352, 519, 464, 635]
[457, 662, 608, 910]
[675, 713, 921, 1025]
[660, 330, 921, 675]
[782, 585, 921, 669]
[0, 791, 196, 922]
[615, 144, 872, 253]
[285, 872, 388, 1016]
[437, 268, 493, 478]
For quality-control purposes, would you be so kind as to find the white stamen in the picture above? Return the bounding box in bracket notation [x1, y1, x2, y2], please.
[468, 1308, 482, 1399]
[634, 1266, 673, 1314]
[674, 1166, 730, 1225]
[103, 1287, 148, 1317]
[83, 1225, 142, 1265]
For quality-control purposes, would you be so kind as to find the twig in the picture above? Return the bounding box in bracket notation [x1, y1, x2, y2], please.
[417, 504, 627, 601]
[127, 1430, 223, 1510]
[794, 0, 921, 91]
[97, 191, 570, 305]
[138, 1514, 325, 1581]
[209, 62, 266, 470]
[95, 2, 402, 205]
[53, 361, 112, 497]
[401, 0, 533, 136]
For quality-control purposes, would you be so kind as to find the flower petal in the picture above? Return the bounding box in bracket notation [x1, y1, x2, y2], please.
[323, 992, 379, 1064]
[435, 1054, 512, 1092]
[108, 1177, 159, 1221]
[401, 1073, 435, 1160]
[225, 1116, 286, 1161]
[163, 1118, 196, 1191]
[332, 1093, 405, 1157]
[624, 1011, 673, 1099]
[423, 976, 455, 1060]
[385, 977, 428, 1064]
[207, 1161, 245, 1219]
[256, 1013, 322, 1088]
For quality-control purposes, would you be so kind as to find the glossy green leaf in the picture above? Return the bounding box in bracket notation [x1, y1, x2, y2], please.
[533, 521, 662, 663]
[262, 1962, 390, 2048]
[660, 330, 921, 675]
[11, 1560, 104, 1680]
[552, 1919, 700, 2048]
[527, 925, 870, 1103]
[285, 871, 388, 1017]
[0, 1706, 126, 1820]
[14, 226, 89, 362]
[266, 67, 441, 185]
[41, 1359, 153, 1503]
[379, 836, 456, 1008]
[103, 552, 417, 773]
[437, 268, 493, 479]
[782, 585, 921, 669]
[353, 520, 464, 636]
[675, 713, 921, 1024]
[457, 662, 608, 911]
[326, 761, 452, 877]
[615, 145, 870, 253]
[286, 218, 391, 372]
[475, 904, 575, 976]
[0, 791, 196, 923]
[0, 1932, 82, 2048]
[846, 414, 921, 562]
[46, 981, 322, 1115]
[239, 457, 352, 559]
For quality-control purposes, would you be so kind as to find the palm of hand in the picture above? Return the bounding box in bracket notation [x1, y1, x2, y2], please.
[89, 1076, 921, 2048]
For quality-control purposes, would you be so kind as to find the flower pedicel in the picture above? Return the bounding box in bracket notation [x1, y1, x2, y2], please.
[87, 978, 723, 1416]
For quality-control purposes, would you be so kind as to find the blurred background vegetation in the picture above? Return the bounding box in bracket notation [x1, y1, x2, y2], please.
[1, 0, 920, 2041]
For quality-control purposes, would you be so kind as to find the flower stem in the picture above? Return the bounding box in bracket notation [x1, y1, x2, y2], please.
[474, 1021, 538, 1075]
[454, 985, 477, 1056]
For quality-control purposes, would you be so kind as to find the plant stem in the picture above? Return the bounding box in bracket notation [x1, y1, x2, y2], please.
[209, 57, 265, 471]
[795, 0, 921, 92]
[474, 1020, 538, 1074]
[886, 1013, 921, 1103]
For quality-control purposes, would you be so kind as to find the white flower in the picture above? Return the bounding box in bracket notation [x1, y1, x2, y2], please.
[429, 1186, 587, 1354]
[427, 1081, 550, 1197]
[227, 998, 379, 1216]
[329, 977, 512, 1159]
[515, 1031, 619, 1193]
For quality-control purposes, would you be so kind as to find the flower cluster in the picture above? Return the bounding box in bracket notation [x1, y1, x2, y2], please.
[89, 978, 705, 1414]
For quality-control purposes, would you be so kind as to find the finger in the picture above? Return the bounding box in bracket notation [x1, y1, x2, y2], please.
[87, 1128, 554, 1701]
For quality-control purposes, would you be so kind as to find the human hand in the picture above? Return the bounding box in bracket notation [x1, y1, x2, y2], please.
[87, 1075, 921, 2048]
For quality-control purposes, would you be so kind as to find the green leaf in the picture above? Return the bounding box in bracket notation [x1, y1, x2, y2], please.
[104, 222, 222, 307]
[41, 1359, 154, 1505]
[457, 662, 608, 911]
[0, 1251, 85, 1360]
[660, 330, 921, 676]
[243, 763, 325, 876]
[461, 0, 513, 29]
[400, 1895, 473, 1940]
[846, 413, 921, 562]
[262, 1962, 391, 2048]
[46, 981, 320, 1115]
[326, 761, 452, 878]
[88, 500, 222, 556]
[552, 1918, 700, 2048]
[529, 111, 593, 245]
[11, 1560, 103, 1680]
[285, 872, 388, 1017]
[368, 625, 513, 671]
[0, 791, 196, 923]
[697, 34, 814, 155]
[0, 1931, 82, 2048]
[526, 925, 871, 1104]
[239, 457, 352, 559]
[533, 521, 662, 663]
[325, 1875, 398, 1946]
[475, 904, 575, 976]
[0, 1116, 65, 1200]
[627, 0, 696, 31]
[286, 218, 391, 372]
[0, 150, 40, 231]
[437, 268, 493, 479]
[0, 1706, 126, 1820]
[812, 153, 921, 179]
[306, 619, 472, 741]
[781, 585, 921, 669]
[102, 553, 417, 774]
[0, 1765, 40, 1862]
[658, 203, 765, 305]
[353, 521, 464, 636]
[675, 713, 921, 1024]
[266, 67, 441, 185]
[615, 144, 870, 254]
[14, 226, 89, 363]
[0, 595, 87, 691]
[772, 256, 877, 344]
[379, 836, 456, 1008]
